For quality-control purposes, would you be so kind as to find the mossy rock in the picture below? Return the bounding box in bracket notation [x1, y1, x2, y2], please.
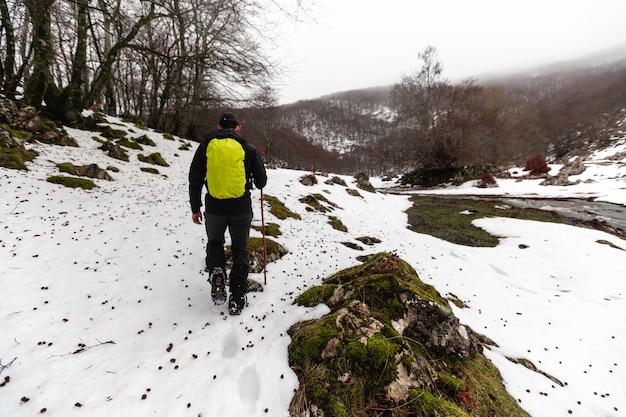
[57, 162, 112, 180]
[134, 134, 156, 146]
[264, 194, 301, 220]
[289, 252, 529, 417]
[340, 241, 363, 250]
[324, 176, 347, 186]
[252, 222, 281, 237]
[0, 123, 32, 140]
[323, 252, 447, 308]
[328, 215, 347, 232]
[0, 144, 38, 170]
[138, 152, 169, 167]
[300, 193, 340, 213]
[223, 236, 287, 274]
[100, 126, 128, 140]
[47, 176, 96, 190]
[355, 236, 381, 246]
[140, 167, 160, 175]
[117, 138, 143, 150]
[100, 141, 129, 161]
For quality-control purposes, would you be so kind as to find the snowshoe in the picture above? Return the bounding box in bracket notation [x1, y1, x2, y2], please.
[209, 267, 227, 305]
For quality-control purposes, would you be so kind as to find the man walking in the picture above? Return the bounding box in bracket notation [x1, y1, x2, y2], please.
[189, 112, 267, 315]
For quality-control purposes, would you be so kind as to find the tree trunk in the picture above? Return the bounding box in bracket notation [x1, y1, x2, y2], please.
[0, 0, 17, 95]
[23, 0, 59, 110]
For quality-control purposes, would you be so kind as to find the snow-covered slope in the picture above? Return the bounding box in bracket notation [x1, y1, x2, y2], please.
[1, 114, 625, 417]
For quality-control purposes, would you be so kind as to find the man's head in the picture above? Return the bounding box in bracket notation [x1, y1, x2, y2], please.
[218, 112, 239, 130]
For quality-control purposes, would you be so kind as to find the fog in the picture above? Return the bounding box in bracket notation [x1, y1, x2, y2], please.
[270, 0, 626, 104]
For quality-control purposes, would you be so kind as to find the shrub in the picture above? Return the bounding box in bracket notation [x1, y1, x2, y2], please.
[476, 173, 497, 188]
[524, 154, 550, 175]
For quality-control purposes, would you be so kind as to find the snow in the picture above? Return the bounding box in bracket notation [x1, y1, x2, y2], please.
[1, 115, 625, 417]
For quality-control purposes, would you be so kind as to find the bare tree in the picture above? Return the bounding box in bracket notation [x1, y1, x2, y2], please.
[6, 0, 305, 129]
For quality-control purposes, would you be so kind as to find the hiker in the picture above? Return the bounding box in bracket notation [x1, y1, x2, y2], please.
[188, 112, 267, 315]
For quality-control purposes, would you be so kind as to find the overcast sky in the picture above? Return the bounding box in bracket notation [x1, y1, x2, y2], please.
[269, 0, 626, 104]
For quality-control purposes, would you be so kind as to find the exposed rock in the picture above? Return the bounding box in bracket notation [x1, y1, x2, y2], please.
[83, 164, 113, 180]
[562, 158, 586, 176]
[299, 173, 318, 186]
[404, 298, 479, 358]
[289, 252, 528, 417]
[354, 172, 375, 192]
[324, 176, 347, 186]
[100, 140, 129, 161]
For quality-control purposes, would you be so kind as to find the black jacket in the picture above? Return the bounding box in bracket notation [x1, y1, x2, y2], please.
[188, 129, 267, 215]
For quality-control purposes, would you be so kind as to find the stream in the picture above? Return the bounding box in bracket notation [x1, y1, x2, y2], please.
[498, 197, 626, 231]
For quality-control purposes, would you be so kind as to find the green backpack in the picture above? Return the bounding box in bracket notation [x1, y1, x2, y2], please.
[205, 137, 247, 199]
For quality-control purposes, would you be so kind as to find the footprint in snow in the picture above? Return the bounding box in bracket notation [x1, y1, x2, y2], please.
[238, 366, 260, 411]
[222, 330, 238, 358]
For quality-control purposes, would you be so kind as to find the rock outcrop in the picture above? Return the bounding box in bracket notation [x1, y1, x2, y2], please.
[289, 252, 530, 417]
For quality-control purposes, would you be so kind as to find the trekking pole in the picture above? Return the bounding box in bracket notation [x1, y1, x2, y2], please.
[260, 189, 268, 285]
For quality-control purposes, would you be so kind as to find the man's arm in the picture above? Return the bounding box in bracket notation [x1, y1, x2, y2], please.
[188, 142, 207, 215]
[250, 147, 267, 189]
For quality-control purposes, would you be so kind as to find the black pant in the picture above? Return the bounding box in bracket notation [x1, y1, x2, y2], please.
[204, 211, 252, 297]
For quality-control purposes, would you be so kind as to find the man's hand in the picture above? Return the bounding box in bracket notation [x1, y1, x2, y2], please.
[192, 212, 203, 224]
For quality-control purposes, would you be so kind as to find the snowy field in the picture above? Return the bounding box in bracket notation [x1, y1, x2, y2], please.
[1, 115, 625, 417]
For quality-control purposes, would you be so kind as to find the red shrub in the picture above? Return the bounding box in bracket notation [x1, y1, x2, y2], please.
[524, 154, 551, 175]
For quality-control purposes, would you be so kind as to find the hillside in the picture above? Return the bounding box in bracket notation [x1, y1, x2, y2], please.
[188, 48, 626, 177]
[1, 111, 625, 416]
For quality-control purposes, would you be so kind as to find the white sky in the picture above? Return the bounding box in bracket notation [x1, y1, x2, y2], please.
[270, 0, 626, 103]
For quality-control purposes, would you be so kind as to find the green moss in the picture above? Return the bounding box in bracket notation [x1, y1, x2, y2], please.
[328, 216, 347, 232]
[355, 236, 381, 246]
[47, 176, 96, 189]
[300, 193, 340, 213]
[247, 236, 282, 255]
[406, 195, 599, 247]
[140, 167, 160, 174]
[134, 134, 156, 146]
[100, 125, 127, 140]
[162, 132, 174, 140]
[446, 354, 531, 417]
[325, 252, 448, 308]
[0, 145, 38, 170]
[407, 388, 471, 417]
[1, 123, 32, 139]
[289, 252, 531, 417]
[296, 284, 337, 307]
[264, 194, 301, 220]
[288, 314, 341, 365]
[117, 138, 143, 150]
[252, 222, 281, 237]
[138, 152, 169, 166]
[346, 188, 362, 197]
[340, 241, 363, 250]
[56, 162, 78, 175]
[345, 333, 400, 391]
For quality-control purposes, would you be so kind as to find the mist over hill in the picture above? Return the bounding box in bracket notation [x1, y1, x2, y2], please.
[188, 46, 626, 178]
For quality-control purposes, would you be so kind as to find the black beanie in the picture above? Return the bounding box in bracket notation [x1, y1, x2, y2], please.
[219, 112, 239, 129]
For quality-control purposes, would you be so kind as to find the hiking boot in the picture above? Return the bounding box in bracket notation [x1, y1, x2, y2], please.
[228, 293, 247, 316]
[209, 267, 227, 305]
